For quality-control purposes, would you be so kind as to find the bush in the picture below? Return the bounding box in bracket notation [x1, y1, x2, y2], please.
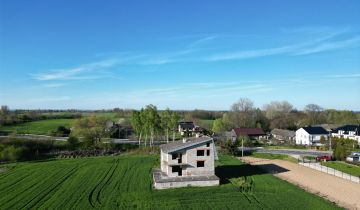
[67, 136, 80, 150]
[50, 126, 71, 137]
[0, 145, 24, 161]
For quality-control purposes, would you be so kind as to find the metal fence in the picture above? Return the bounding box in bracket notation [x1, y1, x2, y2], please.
[299, 161, 360, 184]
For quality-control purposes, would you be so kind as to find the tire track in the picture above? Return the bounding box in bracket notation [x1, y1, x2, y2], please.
[96, 158, 119, 205]
[88, 159, 118, 207]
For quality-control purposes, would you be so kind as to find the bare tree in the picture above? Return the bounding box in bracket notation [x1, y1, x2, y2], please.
[263, 101, 293, 120]
[229, 98, 256, 128]
[304, 103, 324, 125]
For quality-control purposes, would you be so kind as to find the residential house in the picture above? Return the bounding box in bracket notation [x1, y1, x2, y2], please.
[332, 125, 360, 144]
[295, 126, 329, 145]
[178, 121, 195, 136]
[271, 128, 295, 144]
[231, 128, 266, 140]
[153, 136, 219, 189]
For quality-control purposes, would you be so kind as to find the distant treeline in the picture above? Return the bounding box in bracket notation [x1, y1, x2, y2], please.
[0, 106, 82, 126]
[1, 99, 360, 132]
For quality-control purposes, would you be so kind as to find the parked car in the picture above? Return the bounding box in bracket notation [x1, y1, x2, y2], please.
[315, 155, 332, 162]
[346, 152, 360, 162]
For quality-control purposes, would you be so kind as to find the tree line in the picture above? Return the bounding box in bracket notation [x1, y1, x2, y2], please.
[130, 105, 180, 146]
[212, 98, 360, 133]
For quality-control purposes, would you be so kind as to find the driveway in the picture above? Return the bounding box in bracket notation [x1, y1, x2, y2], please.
[240, 156, 360, 210]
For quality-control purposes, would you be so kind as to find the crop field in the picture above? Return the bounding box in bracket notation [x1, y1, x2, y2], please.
[0, 119, 75, 135]
[0, 155, 340, 209]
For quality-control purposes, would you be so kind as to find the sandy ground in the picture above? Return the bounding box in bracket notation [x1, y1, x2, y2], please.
[240, 157, 360, 210]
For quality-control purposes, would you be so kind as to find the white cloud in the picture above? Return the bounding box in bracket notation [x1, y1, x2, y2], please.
[33, 59, 118, 81]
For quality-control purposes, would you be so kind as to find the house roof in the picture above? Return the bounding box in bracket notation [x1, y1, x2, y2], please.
[159, 136, 213, 153]
[271, 129, 295, 137]
[179, 121, 195, 130]
[301, 126, 329, 135]
[333, 125, 360, 135]
[233, 128, 265, 137]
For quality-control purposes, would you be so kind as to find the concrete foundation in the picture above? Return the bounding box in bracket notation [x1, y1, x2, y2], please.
[153, 169, 220, 189]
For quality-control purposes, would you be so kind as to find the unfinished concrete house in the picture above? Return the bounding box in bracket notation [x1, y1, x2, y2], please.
[153, 136, 220, 189]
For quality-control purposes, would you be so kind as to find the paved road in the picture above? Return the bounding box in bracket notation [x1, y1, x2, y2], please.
[241, 156, 360, 210]
[0, 134, 167, 145]
[257, 148, 332, 156]
[237, 147, 332, 156]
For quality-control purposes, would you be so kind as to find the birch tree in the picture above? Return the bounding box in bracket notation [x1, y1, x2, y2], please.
[170, 112, 180, 141]
[161, 108, 172, 143]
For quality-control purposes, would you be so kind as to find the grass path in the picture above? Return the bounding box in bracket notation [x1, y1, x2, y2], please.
[321, 161, 360, 177]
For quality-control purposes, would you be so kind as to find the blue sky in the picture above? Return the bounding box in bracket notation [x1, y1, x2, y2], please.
[0, 0, 359, 110]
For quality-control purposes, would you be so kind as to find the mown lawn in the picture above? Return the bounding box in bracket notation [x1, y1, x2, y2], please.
[0, 154, 340, 209]
[321, 161, 360, 177]
[250, 152, 298, 163]
[0, 119, 75, 135]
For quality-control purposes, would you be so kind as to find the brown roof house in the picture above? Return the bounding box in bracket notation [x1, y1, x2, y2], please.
[153, 136, 219, 189]
[228, 128, 266, 140]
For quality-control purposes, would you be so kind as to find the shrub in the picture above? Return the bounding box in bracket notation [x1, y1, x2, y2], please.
[67, 136, 80, 150]
[50, 126, 71, 137]
[0, 145, 24, 161]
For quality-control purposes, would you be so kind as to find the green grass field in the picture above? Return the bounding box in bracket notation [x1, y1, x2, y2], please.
[0, 119, 75, 135]
[0, 154, 340, 209]
[321, 161, 360, 177]
[250, 152, 298, 163]
[199, 119, 214, 128]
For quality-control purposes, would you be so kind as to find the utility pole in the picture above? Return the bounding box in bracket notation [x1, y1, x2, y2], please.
[329, 131, 332, 152]
[242, 137, 244, 157]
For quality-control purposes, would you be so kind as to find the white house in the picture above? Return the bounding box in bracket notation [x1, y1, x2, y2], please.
[295, 126, 329, 145]
[332, 125, 360, 144]
[153, 136, 219, 189]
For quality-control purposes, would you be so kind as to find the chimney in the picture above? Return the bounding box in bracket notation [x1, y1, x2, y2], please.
[182, 138, 187, 143]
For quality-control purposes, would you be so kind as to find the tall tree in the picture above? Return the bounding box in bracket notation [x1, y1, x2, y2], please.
[130, 110, 143, 146]
[263, 101, 294, 129]
[143, 105, 161, 147]
[170, 112, 180, 141]
[212, 118, 227, 133]
[160, 108, 172, 143]
[72, 115, 110, 148]
[304, 104, 324, 125]
[229, 98, 256, 128]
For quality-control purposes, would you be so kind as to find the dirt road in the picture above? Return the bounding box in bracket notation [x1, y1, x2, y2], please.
[240, 157, 360, 210]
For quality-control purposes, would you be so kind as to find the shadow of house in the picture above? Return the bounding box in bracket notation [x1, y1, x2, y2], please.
[215, 163, 289, 185]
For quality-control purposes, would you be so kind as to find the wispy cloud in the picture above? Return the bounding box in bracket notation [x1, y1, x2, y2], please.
[327, 73, 360, 78]
[43, 83, 65, 88]
[206, 29, 359, 61]
[186, 35, 217, 48]
[207, 37, 360, 61]
[33, 59, 118, 81]
[294, 36, 360, 55]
